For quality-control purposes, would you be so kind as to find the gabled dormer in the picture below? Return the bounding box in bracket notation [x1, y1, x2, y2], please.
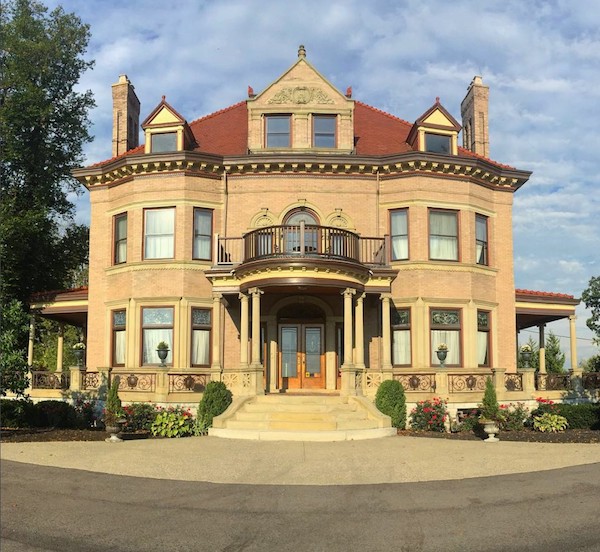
[142, 97, 195, 154]
[407, 98, 461, 155]
[247, 45, 354, 153]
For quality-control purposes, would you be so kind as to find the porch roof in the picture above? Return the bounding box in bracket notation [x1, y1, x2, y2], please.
[29, 287, 88, 327]
[515, 289, 579, 330]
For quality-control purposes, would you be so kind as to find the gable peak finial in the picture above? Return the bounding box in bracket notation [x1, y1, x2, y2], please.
[162, 95, 166, 102]
[435, 96, 440, 104]
[298, 44, 306, 58]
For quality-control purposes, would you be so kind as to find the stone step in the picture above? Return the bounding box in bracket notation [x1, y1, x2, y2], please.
[243, 403, 357, 414]
[234, 410, 367, 422]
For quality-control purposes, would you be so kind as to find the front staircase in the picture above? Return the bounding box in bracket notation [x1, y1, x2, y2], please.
[208, 394, 397, 441]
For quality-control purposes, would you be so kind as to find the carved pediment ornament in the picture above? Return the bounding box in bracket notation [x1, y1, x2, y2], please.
[268, 86, 334, 105]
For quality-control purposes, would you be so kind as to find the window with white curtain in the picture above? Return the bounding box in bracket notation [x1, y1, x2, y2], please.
[144, 208, 175, 259]
[392, 308, 411, 365]
[142, 307, 173, 365]
[476, 214, 488, 265]
[114, 213, 127, 264]
[191, 308, 211, 366]
[430, 309, 461, 366]
[390, 209, 408, 261]
[429, 210, 458, 260]
[193, 208, 212, 260]
[477, 310, 490, 367]
[112, 310, 126, 366]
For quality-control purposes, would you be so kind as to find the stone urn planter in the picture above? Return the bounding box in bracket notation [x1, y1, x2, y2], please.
[480, 419, 499, 443]
[436, 347, 448, 368]
[156, 341, 169, 367]
[105, 418, 125, 443]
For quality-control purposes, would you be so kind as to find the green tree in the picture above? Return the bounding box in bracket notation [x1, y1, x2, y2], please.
[0, 300, 30, 396]
[581, 276, 600, 345]
[32, 319, 81, 371]
[0, 0, 94, 307]
[544, 331, 565, 373]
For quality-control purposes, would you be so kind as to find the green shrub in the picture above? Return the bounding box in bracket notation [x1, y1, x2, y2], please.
[530, 397, 556, 418]
[151, 406, 193, 438]
[533, 413, 568, 433]
[553, 403, 600, 430]
[122, 403, 157, 432]
[35, 400, 78, 428]
[479, 377, 500, 421]
[0, 398, 37, 428]
[455, 409, 480, 432]
[375, 380, 407, 429]
[196, 381, 232, 434]
[498, 402, 529, 431]
[409, 397, 447, 432]
[104, 377, 123, 426]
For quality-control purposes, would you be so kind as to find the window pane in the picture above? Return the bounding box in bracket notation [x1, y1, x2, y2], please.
[478, 331, 489, 366]
[393, 329, 411, 365]
[266, 116, 290, 147]
[192, 309, 211, 326]
[145, 209, 174, 259]
[431, 330, 460, 365]
[193, 210, 212, 260]
[430, 211, 458, 260]
[192, 329, 210, 365]
[113, 310, 126, 327]
[151, 132, 177, 152]
[142, 329, 172, 364]
[425, 133, 451, 154]
[313, 116, 335, 148]
[114, 330, 126, 365]
[114, 214, 127, 264]
[476, 215, 488, 265]
[142, 307, 173, 326]
[391, 210, 408, 260]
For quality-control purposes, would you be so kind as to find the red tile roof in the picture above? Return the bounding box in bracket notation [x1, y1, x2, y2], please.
[515, 289, 576, 300]
[86, 99, 514, 169]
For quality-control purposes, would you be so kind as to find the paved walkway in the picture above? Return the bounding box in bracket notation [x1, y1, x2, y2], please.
[2, 436, 599, 485]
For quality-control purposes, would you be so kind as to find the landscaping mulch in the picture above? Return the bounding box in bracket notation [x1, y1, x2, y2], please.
[398, 428, 600, 444]
[1, 427, 599, 443]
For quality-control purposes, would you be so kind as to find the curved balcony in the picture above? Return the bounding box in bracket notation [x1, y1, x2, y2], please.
[215, 224, 389, 268]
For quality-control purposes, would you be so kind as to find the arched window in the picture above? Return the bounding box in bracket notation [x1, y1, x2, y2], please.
[283, 209, 319, 254]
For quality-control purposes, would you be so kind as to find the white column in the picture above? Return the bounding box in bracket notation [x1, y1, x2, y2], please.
[380, 293, 393, 373]
[239, 292, 249, 368]
[56, 323, 64, 372]
[27, 317, 36, 366]
[340, 288, 356, 395]
[569, 315, 580, 374]
[354, 293, 366, 370]
[210, 293, 222, 379]
[249, 287, 265, 395]
[538, 324, 546, 374]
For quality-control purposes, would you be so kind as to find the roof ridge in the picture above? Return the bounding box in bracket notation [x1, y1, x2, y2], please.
[188, 100, 246, 127]
[354, 100, 413, 127]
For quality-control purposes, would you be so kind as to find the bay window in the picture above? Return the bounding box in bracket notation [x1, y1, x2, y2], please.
[144, 208, 175, 259]
[430, 309, 461, 366]
[193, 208, 212, 260]
[191, 308, 211, 366]
[390, 209, 408, 261]
[142, 307, 173, 365]
[430, 209, 458, 261]
[392, 308, 411, 365]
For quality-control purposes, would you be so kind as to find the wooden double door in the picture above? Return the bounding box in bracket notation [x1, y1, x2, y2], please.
[279, 323, 325, 389]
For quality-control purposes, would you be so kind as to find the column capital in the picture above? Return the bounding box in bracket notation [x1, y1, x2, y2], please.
[569, 314, 577, 321]
[239, 292, 248, 301]
[356, 292, 366, 302]
[380, 292, 392, 302]
[249, 287, 264, 297]
[341, 287, 356, 298]
[212, 292, 223, 301]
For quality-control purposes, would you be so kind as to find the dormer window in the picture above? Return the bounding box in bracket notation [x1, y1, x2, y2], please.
[313, 115, 336, 148]
[151, 132, 177, 153]
[425, 133, 451, 154]
[266, 115, 290, 148]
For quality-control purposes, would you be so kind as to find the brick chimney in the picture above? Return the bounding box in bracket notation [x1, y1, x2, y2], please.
[111, 75, 140, 157]
[460, 76, 489, 158]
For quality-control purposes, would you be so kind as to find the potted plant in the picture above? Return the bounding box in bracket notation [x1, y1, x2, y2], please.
[72, 342, 86, 366]
[478, 376, 500, 442]
[156, 341, 170, 367]
[104, 376, 125, 442]
[436, 343, 448, 367]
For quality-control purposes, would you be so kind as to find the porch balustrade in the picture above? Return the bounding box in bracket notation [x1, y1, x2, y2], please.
[31, 371, 70, 390]
[215, 225, 388, 266]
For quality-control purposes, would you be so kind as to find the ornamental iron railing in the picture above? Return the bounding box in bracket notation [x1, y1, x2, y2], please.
[215, 224, 387, 267]
[111, 373, 156, 392]
[504, 373, 523, 392]
[394, 373, 436, 392]
[582, 372, 600, 389]
[31, 371, 70, 390]
[536, 373, 570, 391]
[82, 372, 101, 390]
[448, 373, 487, 393]
[168, 373, 210, 392]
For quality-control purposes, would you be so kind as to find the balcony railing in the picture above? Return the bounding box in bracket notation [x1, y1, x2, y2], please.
[215, 223, 388, 267]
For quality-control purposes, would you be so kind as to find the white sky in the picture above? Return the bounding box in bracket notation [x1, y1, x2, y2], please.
[45, 0, 600, 364]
